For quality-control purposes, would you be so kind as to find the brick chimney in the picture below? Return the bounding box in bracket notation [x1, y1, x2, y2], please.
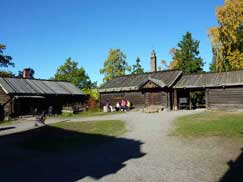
[23, 68, 32, 79]
[150, 50, 157, 72]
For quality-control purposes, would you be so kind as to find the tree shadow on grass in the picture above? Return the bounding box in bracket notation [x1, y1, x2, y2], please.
[220, 148, 243, 182]
[0, 125, 145, 182]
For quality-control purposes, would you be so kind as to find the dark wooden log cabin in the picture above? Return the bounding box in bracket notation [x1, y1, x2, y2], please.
[174, 70, 243, 110]
[99, 50, 183, 110]
[99, 50, 243, 111]
[99, 70, 182, 110]
[0, 77, 86, 119]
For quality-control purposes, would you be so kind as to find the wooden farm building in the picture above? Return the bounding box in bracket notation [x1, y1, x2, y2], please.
[99, 50, 243, 111]
[0, 76, 85, 119]
[99, 70, 182, 110]
[174, 70, 243, 110]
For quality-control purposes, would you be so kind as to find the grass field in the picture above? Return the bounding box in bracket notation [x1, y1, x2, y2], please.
[58, 110, 123, 118]
[52, 120, 126, 136]
[172, 111, 243, 137]
[18, 120, 126, 151]
[0, 110, 121, 126]
[0, 120, 17, 126]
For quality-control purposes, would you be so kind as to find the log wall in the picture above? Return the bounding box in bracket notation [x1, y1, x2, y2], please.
[144, 90, 168, 108]
[208, 87, 243, 110]
[100, 89, 172, 109]
[100, 91, 145, 108]
[0, 87, 11, 115]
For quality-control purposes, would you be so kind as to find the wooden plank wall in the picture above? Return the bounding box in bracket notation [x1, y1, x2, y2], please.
[208, 87, 243, 110]
[100, 89, 172, 109]
[100, 91, 145, 108]
[144, 91, 168, 107]
[0, 87, 11, 115]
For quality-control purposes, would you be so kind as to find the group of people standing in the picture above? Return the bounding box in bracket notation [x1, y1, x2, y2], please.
[116, 99, 131, 111]
[105, 99, 132, 112]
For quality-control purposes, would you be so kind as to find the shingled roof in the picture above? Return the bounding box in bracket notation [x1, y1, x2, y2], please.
[0, 77, 85, 95]
[99, 70, 182, 92]
[174, 70, 243, 88]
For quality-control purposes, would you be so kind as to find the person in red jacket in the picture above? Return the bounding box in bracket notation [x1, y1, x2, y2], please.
[121, 99, 127, 111]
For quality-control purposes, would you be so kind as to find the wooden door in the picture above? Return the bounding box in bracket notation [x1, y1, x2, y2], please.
[145, 91, 162, 106]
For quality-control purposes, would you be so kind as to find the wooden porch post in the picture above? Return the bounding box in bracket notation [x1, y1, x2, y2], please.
[167, 91, 171, 110]
[143, 91, 146, 108]
[11, 99, 14, 115]
[166, 92, 169, 109]
[99, 93, 102, 111]
[205, 88, 209, 109]
[189, 91, 192, 110]
[174, 89, 178, 110]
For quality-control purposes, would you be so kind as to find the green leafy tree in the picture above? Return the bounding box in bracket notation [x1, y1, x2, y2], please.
[100, 49, 131, 82]
[209, 0, 243, 71]
[82, 88, 99, 100]
[169, 32, 204, 73]
[0, 44, 14, 67]
[0, 44, 15, 78]
[131, 57, 144, 74]
[0, 71, 15, 77]
[209, 55, 217, 72]
[53, 57, 96, 88]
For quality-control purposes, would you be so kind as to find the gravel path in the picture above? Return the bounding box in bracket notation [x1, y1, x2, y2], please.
[0, 110, 242, 182]
[73, 110, 241, 182]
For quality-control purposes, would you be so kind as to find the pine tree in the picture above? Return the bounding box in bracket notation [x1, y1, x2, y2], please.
[169, 32, 204, 74]
[0, 44, 14, 67]
[131, 57, 144, 74]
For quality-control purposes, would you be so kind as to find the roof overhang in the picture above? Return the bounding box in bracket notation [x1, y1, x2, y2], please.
[174, 82, 243, 89]
[99, 78, 169, 93]
[99, 86, 138, 93]
[13, 95, 46, 99]
[139, 77, 167, 89]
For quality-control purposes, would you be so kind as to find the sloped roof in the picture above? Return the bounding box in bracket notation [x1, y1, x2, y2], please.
[0, 77, 85, 95]
[174, 70, 243, 88]
[99, 70, 182, 92]
[139, 77, 167, 88]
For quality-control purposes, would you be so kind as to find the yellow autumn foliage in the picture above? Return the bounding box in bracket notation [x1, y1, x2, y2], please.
[169, 59, 178, 69]
[209, 0, 243, 71]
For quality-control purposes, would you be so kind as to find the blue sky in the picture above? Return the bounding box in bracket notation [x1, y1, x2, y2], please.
[1, 0, 224, 84]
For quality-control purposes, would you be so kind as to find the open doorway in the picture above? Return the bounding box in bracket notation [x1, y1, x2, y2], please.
[177, 89, 206, 110]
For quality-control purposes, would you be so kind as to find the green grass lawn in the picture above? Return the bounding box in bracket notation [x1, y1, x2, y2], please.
[0, 110, 121, 126]
[0, 120, 17, 126]
[18, 120, 126, 151]
[172, 111, 243, 137]
[51, 120, 126, 136]
[58, 110, 123, 118]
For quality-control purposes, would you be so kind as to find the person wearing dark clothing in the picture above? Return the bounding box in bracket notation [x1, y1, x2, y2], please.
[48, 106, 53, 116]
[35, 111, 46, 126]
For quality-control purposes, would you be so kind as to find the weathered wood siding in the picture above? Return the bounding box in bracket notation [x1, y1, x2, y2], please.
[100, 88, 173, 109]
[144, 90, 168, 108]
[13, 95, 86, 116]
[0, 87, 11, 115]
[100, 91, 145, 108]
[142, 81, 160, 89]
[208, 87, 243, 110]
